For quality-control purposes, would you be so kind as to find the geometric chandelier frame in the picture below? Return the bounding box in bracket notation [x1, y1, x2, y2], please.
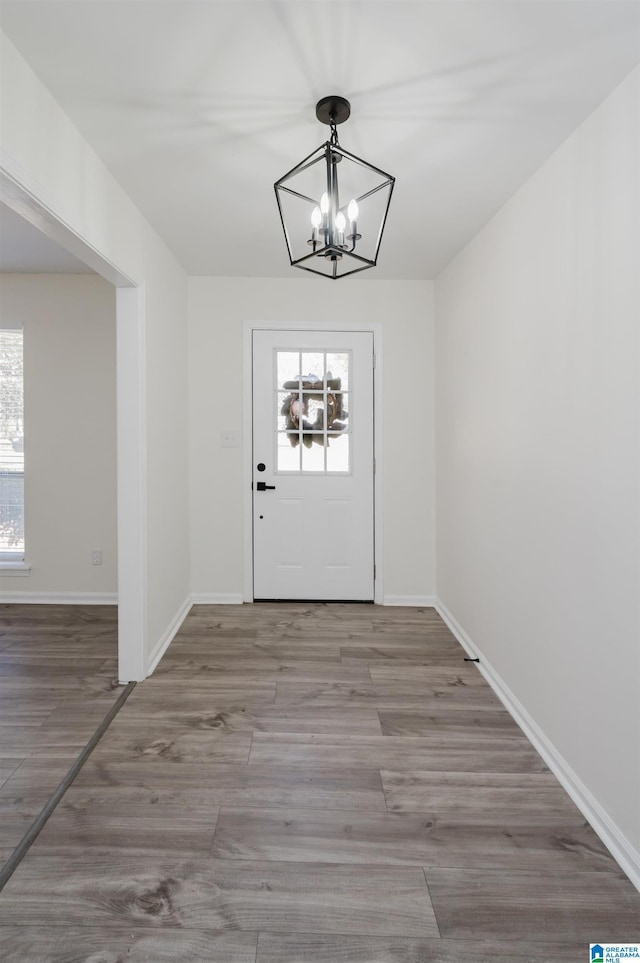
[274, 96, 395, 279]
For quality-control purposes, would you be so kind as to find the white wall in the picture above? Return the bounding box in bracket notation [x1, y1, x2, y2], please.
[188, 277, 435, 604]
[0, 274, 117, 598]
[435, 67, 640, 874]
[1, 31, 190, 673]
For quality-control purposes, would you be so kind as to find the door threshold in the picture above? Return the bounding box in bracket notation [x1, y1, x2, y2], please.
[253, 598, 374, 604]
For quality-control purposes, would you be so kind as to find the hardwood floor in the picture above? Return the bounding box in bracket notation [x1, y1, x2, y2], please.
[0, 604, 121, 869]
[1, 602, 639, 961]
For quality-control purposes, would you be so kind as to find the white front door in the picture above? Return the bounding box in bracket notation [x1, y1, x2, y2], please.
[252, 329, 374, 600]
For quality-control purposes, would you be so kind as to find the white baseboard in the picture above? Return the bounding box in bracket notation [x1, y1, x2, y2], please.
[433, 600, 479, 659]
[0, 591, 118, 605]
[383, 595, 437, 607]
[191, 593, 244, 605]
[146, 595, 192, 677]
[435, 597, 640, 894]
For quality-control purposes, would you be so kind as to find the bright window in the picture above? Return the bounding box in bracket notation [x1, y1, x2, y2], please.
[275, 348, 351, 474]
[0, 328, 24, 560]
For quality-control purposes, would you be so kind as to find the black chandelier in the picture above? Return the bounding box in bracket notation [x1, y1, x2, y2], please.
[274, 96, 395, 279]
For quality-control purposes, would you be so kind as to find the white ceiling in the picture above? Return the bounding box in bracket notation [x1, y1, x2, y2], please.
[1, 1, 639, 280]
[0, 203, 95, 274]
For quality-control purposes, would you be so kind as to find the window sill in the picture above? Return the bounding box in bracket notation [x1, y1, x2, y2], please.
[0, 562, 31, 577]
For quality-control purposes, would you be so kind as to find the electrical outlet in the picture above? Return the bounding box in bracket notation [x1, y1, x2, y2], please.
[91, 550, 103, 566]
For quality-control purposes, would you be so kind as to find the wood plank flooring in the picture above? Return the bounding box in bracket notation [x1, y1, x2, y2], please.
[1, 601, 639, 962]
[0, 604, 121, 868]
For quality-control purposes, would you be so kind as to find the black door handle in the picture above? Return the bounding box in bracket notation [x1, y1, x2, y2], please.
[256, 481, 276, 491]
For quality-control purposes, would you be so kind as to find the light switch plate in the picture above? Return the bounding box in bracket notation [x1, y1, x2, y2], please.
[221, 430, 240, 448]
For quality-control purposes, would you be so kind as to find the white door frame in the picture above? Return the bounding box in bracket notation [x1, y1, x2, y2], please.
[0, 166, 147, 681]
[243, 319, 384, 605]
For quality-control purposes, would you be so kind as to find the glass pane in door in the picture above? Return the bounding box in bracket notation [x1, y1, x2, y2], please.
[276, 348, 351, 473]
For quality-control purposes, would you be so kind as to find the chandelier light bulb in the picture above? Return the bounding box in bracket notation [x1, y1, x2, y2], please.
[335, 211, 346, 231]
[347, 199, 359, 222]
[320, 192, 330, 215]
[311, 207, 322, 229]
